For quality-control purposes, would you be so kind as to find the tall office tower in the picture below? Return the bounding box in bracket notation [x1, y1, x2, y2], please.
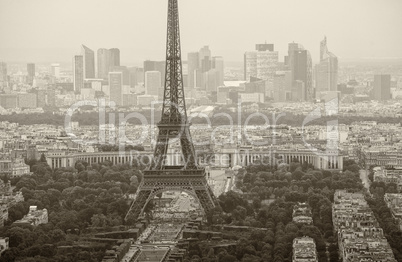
[187, 52, 199, 88]
[373, 74, 391, 101]
[81, 45, 95, 79]
[285, 42, 303, 69]
[111, 66, 130, 85]
[97, 48, 120, 80]
[155, 61, 166, 86]
[195, 69, 203, 88]
[145, 71, 161, 96]
[27, 63, 35, 85]
[199, 46, 211, 72]
[285, 43, 312, 101]
[292, 49, 313, 101]
[109, 72, 123, 106]
[212, 56, 224, 86]
[320, 37, 327, 61]
[273, 71, 292, 101]
[51, 63, 60, 78]
[244, 44, 278, 81]
[256, 43, 274, 52]
[109, 48, 120, 67]
[143, 60, 165, 85]
[205, 69, 219, 93]
[128, 67, 144, 87]
[315, 37, 338, 99]
[73, 55, 84, 93]
[144, 60, 157, 73]
[97, 48, 110, 80]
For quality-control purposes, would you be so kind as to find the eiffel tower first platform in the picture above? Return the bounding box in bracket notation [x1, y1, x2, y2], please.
[125, 0, 219, 224]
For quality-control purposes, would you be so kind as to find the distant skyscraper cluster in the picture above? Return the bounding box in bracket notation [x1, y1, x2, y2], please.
[71, 45, 144, 107]
[73, 45, 121, 87]
[187, 46, 224, 93]
[240, 39, 338, 103]
[0, 36, 398, 111]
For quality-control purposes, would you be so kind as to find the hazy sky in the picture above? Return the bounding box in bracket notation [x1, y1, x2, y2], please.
[0, 0, 401, 64]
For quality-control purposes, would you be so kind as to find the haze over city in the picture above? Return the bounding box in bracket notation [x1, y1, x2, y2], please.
[1, 0, 402, 261]
[1, 0, 402, 63]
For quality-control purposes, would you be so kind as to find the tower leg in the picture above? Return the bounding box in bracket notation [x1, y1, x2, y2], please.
[125, 177, 219, 224]
[125, 190, 151, 224]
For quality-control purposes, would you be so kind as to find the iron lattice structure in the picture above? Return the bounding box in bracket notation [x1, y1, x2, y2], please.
[125, 0, 219, 224]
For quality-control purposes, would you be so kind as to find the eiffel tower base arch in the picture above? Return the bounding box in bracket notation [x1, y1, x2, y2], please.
[125, 169, 218, 224]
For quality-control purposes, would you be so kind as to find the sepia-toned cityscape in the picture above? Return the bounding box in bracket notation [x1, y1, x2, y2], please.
[0, 0, 402, 261]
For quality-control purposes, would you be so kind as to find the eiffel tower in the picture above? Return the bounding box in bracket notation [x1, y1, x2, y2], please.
[125, 0, 219, 224]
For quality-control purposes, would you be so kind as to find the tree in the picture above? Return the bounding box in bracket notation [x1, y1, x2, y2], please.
[39, 153, 46, 163]
[50, 229, 66, 243]
[75, 163, 85, 173]
[5, 227, 34, 248]
[221, 254, 237, 262]
[242, 254, 261, 262]
[252, 197, 262, 209]
[130, 175, 139, 187]
[91, 214, 108, 227]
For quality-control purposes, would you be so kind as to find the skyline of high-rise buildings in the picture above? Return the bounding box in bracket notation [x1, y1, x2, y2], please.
[0, 38, 398, 107]
[186, 46, 224, 93]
